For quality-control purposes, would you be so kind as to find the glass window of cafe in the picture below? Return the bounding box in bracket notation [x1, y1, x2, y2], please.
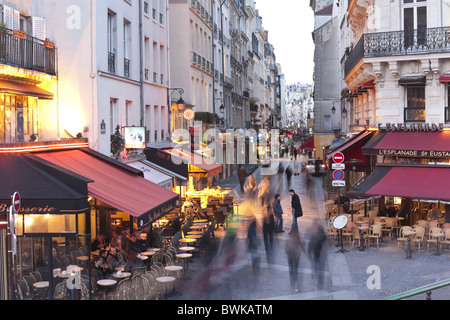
[0, 94, 39, 143]
[14, 212, 90, 292]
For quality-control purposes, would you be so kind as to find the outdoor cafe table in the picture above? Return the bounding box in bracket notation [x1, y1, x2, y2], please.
[179, 238, 196, 246]
[431, 233, 445, 256]
[112, 272, 132, 280]
[97, 279, 117, 300]
[176, 253, 193, 271]
[355, 226, 369, 252]
[179, 246, 195, 253]
[33, 281, 49, 299]
[403, 231, 416, 259]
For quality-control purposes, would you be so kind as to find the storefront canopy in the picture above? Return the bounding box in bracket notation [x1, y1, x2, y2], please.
[327, 130, 374, 167]
[0, 153, 91, 227]
[362, 130, 450, 157]
[0, 80, 54, 100]
[300, 136, 314, 150]
[127, 160, 173, 190]
[163, 148, 222, 178]
[349, 165, 450, 201]
[33, 148, 179, 229]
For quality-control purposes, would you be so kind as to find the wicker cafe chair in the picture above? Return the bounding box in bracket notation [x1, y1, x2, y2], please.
[397, 226, 413, 247]
[17, 279, 32, 300]
[54, 280, 68, 300]
[411, 226, 426, 252]
[367, 224, 382, 248]
[426, 227, 443, 252]
[351, 227, 367, 250]
[30, 271, 42, 282]
[109, 278, 130, 300]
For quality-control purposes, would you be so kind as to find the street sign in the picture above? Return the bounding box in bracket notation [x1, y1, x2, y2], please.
[333, 169, 345, 181]
[332, 163, 345, 170]
[12, 192, 20, 213]
[332, 180, 346, 187]
[332, 152, 345, 164]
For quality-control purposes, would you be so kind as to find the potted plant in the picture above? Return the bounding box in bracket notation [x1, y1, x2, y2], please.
[110, 125, 125, 159]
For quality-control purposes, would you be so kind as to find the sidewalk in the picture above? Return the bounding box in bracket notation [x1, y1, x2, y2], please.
[170, 158, 450, 300]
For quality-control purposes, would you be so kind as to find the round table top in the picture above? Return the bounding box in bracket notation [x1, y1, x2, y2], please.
[97, 279, 117, 286]
[33, 281, 49, 289]
[179, 238, 196, 243]
[165, 265, 183, 272]
[356, 226, 369, 230]
[137, 254, 148, 260]
[112, 272, 132, 279]
[403, 231, 416, 236]
[186, 234, 202, 239]
[176, 253, 193, 259]
[187, 231, 203, 235]
[140, 251, 156, 256]
[156, 276, 176, 283]
[57, 272, 71, 278]
[194, 219, 208, 223]
[179, 246, 195, 251]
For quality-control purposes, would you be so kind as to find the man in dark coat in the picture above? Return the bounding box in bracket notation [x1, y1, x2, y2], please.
[289, 189, 303, 234]
[238, 165, 247, 193]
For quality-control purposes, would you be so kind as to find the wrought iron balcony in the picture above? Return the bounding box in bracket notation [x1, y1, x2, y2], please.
[0, 28, 56, 75]
[345, 26, 450, 77]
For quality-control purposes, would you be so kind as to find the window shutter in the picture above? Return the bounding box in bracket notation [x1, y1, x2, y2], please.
[2, 5, 12, 29]
[12, 9, 20, 30]
[32, 16, 47, 40]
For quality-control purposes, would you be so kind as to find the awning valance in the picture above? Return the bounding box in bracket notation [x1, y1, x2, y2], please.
[0, 80, 54, 99]
[439, 74, 450, 83]
[362, 131, 450, 157]
[33, 148, 179, 229]
[398, 75, 426, 86]
[327, 130, 374, 166]
[349, 165, 450, 201]
[0, 153, 91, 228]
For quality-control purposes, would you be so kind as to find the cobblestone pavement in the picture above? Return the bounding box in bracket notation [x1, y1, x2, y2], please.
[169, 156, 450, 300]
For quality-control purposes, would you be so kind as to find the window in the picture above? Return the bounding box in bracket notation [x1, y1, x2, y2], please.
[107, 11, 117, 73]
[404, 86, 425, 122]
[123, 19, 131, 78]
[324, 115, 331, 131]
[403, 0, 427, 47]
[110, 99, 118, 134]
[446, 86, 450, 123]
[444, 0, 450, 26]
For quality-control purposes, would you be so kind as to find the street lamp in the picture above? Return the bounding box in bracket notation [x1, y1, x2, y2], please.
[219, 104, 225, 114]
[341, 106, 348, 119]
[169, 88, 186, 111]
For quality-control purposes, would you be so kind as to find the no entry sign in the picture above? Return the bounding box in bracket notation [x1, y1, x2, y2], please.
[332, 152, 345, 164]
[12, 192, 21, 213]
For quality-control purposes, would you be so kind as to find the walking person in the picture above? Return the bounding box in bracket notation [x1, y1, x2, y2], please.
[285, 166, 293, 188]
[247, 217, 260, 275]
[285, 231, 305, 293]
[238, 165, 248, 193]
[308, 219, 327, 290]
[273, 194, 284, 233]
[289, 189, 303, 234]
[262, 204, 275, 263]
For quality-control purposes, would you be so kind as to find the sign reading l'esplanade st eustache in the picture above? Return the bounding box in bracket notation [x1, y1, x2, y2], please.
[377, 123, 444, 132]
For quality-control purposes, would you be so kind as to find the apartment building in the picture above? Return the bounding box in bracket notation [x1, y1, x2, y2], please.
[343, 0, 450, 129]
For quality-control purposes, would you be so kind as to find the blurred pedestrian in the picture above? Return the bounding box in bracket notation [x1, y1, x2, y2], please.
[258, 177, 270, 206]
[262, 204, 275, 263]
[273, 194, 284, 233]
[244, 174, 257, 201]
[285, 166, 293, 188]
[285, 231, 305, 293]
[289, 189, 303, 234]
[308, 219, 327, 290]
[277, 163, 284, 187]
[247, 217, 260, 274]
[238, 165, 248, 193]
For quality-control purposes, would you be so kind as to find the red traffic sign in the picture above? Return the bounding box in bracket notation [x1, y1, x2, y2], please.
[332, 152, 345, 164]
[333, 170, 345, 181]
[12, 192, 21, 213]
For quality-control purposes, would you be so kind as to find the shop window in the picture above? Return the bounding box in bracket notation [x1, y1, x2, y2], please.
[0, 94, 38, 143]
[404, 86, 425, 122]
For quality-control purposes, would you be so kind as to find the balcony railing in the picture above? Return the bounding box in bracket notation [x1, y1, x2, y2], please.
[0, 28, 56, 75]
[345, 26, 450, 77]
[108, 52, 116, 74]
[124, 58, 130, 78]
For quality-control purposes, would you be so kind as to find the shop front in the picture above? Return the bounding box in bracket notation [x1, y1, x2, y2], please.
[0, 153, 91, 300]
[348, 128, 450, 226]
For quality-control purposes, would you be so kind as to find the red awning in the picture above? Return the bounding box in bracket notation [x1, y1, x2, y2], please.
[0, 80, 54, 99]
[361, 80, 375, 89]
[300, 136, 314, 150]
[33, 148, 179, 228]
[327, 131, 374, 167]
[362, 131, 450, 156]
[349, 165, 450, 201]
[439, 74, 450, 83]
[163, 148, 222, 177]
